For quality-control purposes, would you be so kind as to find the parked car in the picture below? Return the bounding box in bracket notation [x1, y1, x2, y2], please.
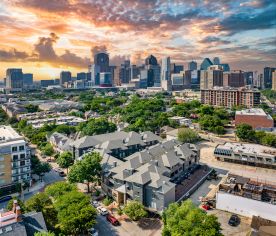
[88, 227, 99, 236]
[201, 204, 211, 211]
[54, 168, 62, 173]
[228, 214, 240, 226]
[106, 214, 120, 226]
[59, 171, 66, 177]
[0, 195, 12, 203]
[97, 206, 109, 216]
[91, 200, 100, 207]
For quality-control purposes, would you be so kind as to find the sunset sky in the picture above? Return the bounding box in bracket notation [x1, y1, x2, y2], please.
[0, 0, 276, 80]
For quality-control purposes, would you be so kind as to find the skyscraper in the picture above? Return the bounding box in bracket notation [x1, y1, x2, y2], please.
[161, 57, 171, 81]
[131, 65, 141, 80]
[200, 65, 223, 89]
[23, 73, 33, 87]
[145, 55, 161, 86]
[188, 61, 197, 70]
[213, 57, 220, 65]
[60, 71, 71, 86]
[200, 58, 213, 70]
[94, 52, 110, 73]
[100, 72, 112, 87]
[272, 71, 276, 91]
[264, 67, 276, 88]
[119, 60, 131, 84]
[171, 64, 184, 73]
[6, 68, 23, 91]
[89, 64, 100, 86]
[223, 70, 245, 88]
[244, 71, 254, 85]
[77, 72, 86, 81]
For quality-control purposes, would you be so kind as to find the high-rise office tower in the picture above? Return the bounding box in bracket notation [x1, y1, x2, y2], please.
[23, 73, 33, 87]
[94, 52, 110, 73]
[200, 65, 223, 89]
[89, 64, 100, 86]
[188, 61, 197, 70]
[213, 57, 220, 65]
[77, 72, 86, 81]
[272, 71, 276, 91]
[200, 58, 213, 70]
[119, 60, 131, 84]
[145, 55, 161, 86]
[223, 70, 245, 88]
[100, 72, 112, 87]
[131, 65, 140, 80]
[60, 71, 71, 86]
[264, 67, 276, 88]
[171, 64, 184, 73]
[6, 68, 23, 91]
[161, 57, 171, 81]
[244, 71, 254, 85]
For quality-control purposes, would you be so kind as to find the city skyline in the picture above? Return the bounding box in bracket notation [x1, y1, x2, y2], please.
[0, 0, 276, 80]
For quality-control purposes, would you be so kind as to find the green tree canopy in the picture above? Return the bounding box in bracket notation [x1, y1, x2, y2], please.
[54, 191, 97, 235]
[123, 201, 147, 221]
[34, 232, 55, 236]
[25, 193, 52, 212]
[41, 143, 54, 156]
[57, 151, 74, 173]
[79, 117, 116, 136]
[45, 181, 77, 199]
[177, 128, 200, 143]
[68, 152, 102, 192]
[7, 197, 26, 213]
[236, 123, 255, 141]
[162, 200, 222, 236]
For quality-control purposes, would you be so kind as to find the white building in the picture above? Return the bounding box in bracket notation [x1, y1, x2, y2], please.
[161, 57, 171, 81]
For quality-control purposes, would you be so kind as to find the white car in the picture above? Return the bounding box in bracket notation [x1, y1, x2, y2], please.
[88, 228, 99, 236]
[91, 200, 100, 207]
[97, 206, 109, 216]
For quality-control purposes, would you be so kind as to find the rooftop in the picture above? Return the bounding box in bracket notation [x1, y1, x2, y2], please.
[0, 126, 23, 143]
[216, 142, 276, 158]
[236, 108, 272, 119]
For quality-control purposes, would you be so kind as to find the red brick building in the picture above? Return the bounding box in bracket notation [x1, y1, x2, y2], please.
[235, 108, 274, 129]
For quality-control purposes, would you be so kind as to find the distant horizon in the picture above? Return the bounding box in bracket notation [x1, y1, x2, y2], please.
[0, 0, 276, 80]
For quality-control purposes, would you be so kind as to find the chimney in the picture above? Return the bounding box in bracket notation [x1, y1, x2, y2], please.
[15, 206, 22, 222]
[12, 200, 18, 213]
[113, 161, 117, 167]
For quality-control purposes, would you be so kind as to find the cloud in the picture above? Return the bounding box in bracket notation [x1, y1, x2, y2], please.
[0, 48, 31, 61]
[199, 36, 231, 45]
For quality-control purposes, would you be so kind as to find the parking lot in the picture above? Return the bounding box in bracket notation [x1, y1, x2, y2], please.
[208, 209, 252, 236]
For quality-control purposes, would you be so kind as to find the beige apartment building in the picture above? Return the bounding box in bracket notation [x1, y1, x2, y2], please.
[0, 126, 31, 193]
[201, 87, 260, 108]
[272, 71, 276, 91]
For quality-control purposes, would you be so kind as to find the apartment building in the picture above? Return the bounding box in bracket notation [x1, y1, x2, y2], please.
[102, 140, 199, 212]
[71, 131, 162, 159]
[201, 87, 260, 108]
[0, 126, 31, 193]
[214, 142, 276, 169]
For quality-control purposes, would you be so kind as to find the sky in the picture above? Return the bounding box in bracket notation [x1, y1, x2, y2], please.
[0, 0, 276, 80]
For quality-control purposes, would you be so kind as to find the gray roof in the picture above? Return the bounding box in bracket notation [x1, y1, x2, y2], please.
[0, 212, 47, 236]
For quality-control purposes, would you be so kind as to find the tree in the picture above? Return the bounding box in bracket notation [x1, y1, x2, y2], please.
[54, 191, 97, 235]
[55, 124, 76, 135]
[68, 152, 102, 192]
[123, 201, 147, 221]
[33, 162, 52, 181]
[236, 123, 255, 141]
[177, 128, 200, 143]
[261, 133, 276, 147]
[7, 197, 26, 213]
[34, 232, 55, 236]
[80, 118, 116, 136]
[45, 182, 77, 199]
[213, 126, 226, 136]
[41, 143, 54, 156]
[25, 193, 52, 212]
[57, 152, 74, 173]
[162, 200, 222, 236]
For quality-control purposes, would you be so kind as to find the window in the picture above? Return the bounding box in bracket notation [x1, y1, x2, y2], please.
[20, 161, 25, 166]
[12, 146, 17, 152]
[20, 154, 25, 159]
[19, 145, 25, 151]
[13, 155, 18, 161]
